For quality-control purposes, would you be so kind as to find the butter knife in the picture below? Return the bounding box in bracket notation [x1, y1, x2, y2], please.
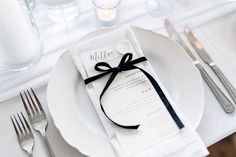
[184, 27, 236, 105]
[165, 19, 235, 113]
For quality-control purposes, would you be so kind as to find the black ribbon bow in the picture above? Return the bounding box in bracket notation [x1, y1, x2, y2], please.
[85, 53, 184, 129]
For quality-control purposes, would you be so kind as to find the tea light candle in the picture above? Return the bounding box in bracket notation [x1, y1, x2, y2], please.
[97, 8, 117, 23]
[93, 0, 121, 27]
[0, 0, 41, 70]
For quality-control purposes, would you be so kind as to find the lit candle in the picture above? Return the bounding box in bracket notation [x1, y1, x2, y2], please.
[97, 7, 118, 24]
[0, 0, 41, 70]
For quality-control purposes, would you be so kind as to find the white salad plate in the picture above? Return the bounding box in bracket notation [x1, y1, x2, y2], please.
[47, 27, 204, 157]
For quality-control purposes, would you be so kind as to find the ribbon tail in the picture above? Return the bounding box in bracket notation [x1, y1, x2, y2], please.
[100, 71, 140, 129]
[136, 66, 184, 129]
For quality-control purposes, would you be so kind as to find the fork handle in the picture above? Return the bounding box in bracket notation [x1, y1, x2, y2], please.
[28, 152, 33, 157]
[41, 132, 55, 157]
[38, 128, 55, 157]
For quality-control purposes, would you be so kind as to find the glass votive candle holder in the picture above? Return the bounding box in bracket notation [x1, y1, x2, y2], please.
[0, 0, 42, 71]
[93, 0, 121, 27]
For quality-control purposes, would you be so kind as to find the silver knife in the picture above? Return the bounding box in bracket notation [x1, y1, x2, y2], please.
[185, 27, 236, 105]
[165, 19, 235, 113]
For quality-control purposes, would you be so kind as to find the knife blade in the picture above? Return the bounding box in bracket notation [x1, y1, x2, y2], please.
[184, 27, 214, 65]
[164, 20, 197, 62]
[185, 27, 236, 104]
[164, 19, 235, 113]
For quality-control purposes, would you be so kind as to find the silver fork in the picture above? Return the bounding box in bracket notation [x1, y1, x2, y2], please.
[11, 112, 34, 157]
[20, 88, 55, 157]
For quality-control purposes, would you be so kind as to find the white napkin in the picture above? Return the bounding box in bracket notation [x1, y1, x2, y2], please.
[70, 26, 208, 157]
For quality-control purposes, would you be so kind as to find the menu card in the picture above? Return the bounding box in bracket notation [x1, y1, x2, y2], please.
[79, 43, 181, 156]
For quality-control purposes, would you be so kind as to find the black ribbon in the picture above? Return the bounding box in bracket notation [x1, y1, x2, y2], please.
[85, 53, 184, 130]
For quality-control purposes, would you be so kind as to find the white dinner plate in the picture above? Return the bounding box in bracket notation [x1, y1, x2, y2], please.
[47, 27, 204, 157]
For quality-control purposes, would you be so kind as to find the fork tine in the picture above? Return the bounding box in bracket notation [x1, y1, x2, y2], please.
[27, 89, 40, 114]
[20, 92, 32, 117]
[17, 113, 27, 134]
[11, 113, 35, 156]
[30, 88, 45, 115]
[13, 114, 23, 136]
[21, 112, 33, 135]
[11, 116, 20, 139]
[24, 90, 36, 115]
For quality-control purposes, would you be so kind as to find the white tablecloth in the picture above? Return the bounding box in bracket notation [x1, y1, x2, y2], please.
[1, 0, 236, 156]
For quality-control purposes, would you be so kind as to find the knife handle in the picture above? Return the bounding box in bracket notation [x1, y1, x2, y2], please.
[211, 65, 236, 104]
[196, 64, 235, 113]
